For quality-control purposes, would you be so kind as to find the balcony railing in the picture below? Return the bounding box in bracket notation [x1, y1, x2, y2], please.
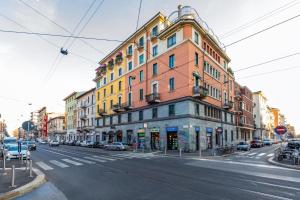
[80, 115, 87, 120]
[223, 101, 234, 109]
[238, 121, 245, 127]
[192, 86, 208, 98]
[123, 102, 133, 110]
[80, 102, 88, 108]
[137, 43, 144, 50]
[146, 93, 160, 104]
[150, 32, 158, 40]
[112, 104, 125, 112]
[234, 92, 242, 100]
[98, 109, 108, 116]
[126, 50, 133, 58]
[115, 57, 123, 64]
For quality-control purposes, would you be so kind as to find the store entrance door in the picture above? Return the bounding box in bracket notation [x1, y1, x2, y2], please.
[151, 132, 160, 150]
[167, 132, 178, 150]
[196, 131, 199, 151]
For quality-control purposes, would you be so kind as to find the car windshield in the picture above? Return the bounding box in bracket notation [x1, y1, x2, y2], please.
[8, 146, 27, 151]
[239, 142, 245, 145]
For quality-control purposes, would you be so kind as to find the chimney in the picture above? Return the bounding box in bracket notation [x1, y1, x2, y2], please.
[178, 5, 182, 18]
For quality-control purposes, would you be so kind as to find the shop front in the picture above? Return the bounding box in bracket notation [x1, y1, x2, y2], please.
[195, 127, 200, 151]
[206, 127, 213, 149]
[126, 130, 133, 145]
[150, 128, 160, 150]
[166, 127, 178, 150]
[137, 129, 146, 149]
[116, 130, 122, 142]
[107, 131, 114, 143]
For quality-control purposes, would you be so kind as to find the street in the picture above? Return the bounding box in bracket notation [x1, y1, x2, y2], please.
[16, 144, 300, 200]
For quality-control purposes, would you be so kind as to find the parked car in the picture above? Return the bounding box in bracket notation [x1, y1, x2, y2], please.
[104, 142, 128, 151]
[40, 140, 47, 144]
[49, 140, 59, 147]
[80, 141, 89, 147]
[4, 144, 30, 160]
[237, 141, 251, 151]
[250, 140, 263, 148]
[287, 140, 300, 150]
[75, 140, 82, 146]
[263, 139, 272, 146]
[22, 140, 37, 150]
[86, 141, 96, 148]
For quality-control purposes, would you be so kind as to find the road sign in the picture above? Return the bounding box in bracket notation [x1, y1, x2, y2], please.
[22, 121, 34, 132]
[275, 125, 287, 135]
[216, 127, 223, 134]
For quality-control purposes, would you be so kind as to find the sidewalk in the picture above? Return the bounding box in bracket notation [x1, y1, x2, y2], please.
[267, 157, 300, 170]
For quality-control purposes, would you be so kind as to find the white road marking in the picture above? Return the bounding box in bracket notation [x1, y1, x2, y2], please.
[254, 157, 260, 159]
[248, 153, 257, 156]
[84, 156, 107, 163]
[61, 159, 83, 166]
[92, 155, 116, 161]
[257, 153, 266, 157]
[35, 161, 53, 171]
[113, 154, 134, 158]
[71, 157, 96, 164]
[237, 188, 293, 200]
[49, 160, 69, 168]
[248, 180, 300, 191]
[267, 153, 274, 157]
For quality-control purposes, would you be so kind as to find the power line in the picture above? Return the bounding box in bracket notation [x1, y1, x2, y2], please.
[136, 0, 143, 30]
[0, 29, 123, 42]
[234, 52, 300, 72]
[17, 0, 105, 55]
[220, 0, 300, 39]
[225, 14, 300, 47]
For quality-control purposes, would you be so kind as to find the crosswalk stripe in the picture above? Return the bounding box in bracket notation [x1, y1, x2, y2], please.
[62, 159, 83, 166]
[248, 153, 257, 156]
[257, 153, 266, 157]
[267, 153, 274, 157]
[112, 154, 134, 159]
[49, 160, 69, 168]
[84, 156, 107, 163]
[36, 161, 53, 171]
[92, 155, 116, 161]
[71, 157, 96, 164]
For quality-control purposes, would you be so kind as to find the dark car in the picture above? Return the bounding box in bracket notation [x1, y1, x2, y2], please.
[22, 141, 37, 151]
[287, 140, 300, 150]
[250, 140, 263, 148]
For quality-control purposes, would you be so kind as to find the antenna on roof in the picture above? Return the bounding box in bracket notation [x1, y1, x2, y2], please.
[60, 47, 68, 55]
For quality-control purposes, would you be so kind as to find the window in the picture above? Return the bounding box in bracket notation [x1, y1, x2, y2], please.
[128, 45, 133, 55]
[118, 96, 122, 105]
[167, 34, 176, 48]
[128, 61, 133, 71]
[169, 104, 175, 116]
[110, 73, 114, 81]
[152, 108, 158, 119]
[139, 70, 144, 82]
[128, 113, 132, 122]
[139, 110, 143, 121]
[128, 92, 132, 106]
[97, 81, 100, 88]
[103, 102, 106, 112]
[225, 130, 228, 142]
[195, 103, 200, 116]
[139, 54, 144, 65]
[118, 115, 121, 124]
[169, 54, 175, 69]
[152, 26, 158, 36]
[110, 100, 113, 109]
[103, 117, 106, 126]
[236, 129, 239, 140]
[97, 92, 100, 101]
[169, 77, 175, 91]
[103, 77, 107, 85]
[152, 45, 158, 56]
[195, 52, 199, 66]
[231, 130, 234, 142]
[110, 85, 113, 94]
[153, 63, 158, 76]
[118, 68, 123, 76]
[139, 37, 144, 47]
[110, 116, 113, 125]
[231, 114, 233, 123]
[118, 81, 122, 91]
[224, 112, 227, 122]
[139, 89, 144, 101]
[103, 89, 106, 97]
[194, 32, 199, 44]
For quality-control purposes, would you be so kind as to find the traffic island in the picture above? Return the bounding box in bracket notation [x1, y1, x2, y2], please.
[0, 160, 46, 200]
[267, 157, 300, 170]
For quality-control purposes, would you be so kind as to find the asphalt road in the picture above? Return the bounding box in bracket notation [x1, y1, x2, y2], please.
[17, 144, 300, 200]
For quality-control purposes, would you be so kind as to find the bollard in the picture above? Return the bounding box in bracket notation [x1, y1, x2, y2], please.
[3, 154, 6, 172]
[179, 148, 182, 158]
[164, 145, 167, 156]
[29, 160, 33, 178]
[11, 165, 16, 188]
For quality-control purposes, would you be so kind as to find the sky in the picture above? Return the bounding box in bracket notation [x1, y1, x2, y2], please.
[0, 0, 299, 133]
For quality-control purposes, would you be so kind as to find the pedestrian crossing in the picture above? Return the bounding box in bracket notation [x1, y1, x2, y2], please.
[34, 153, 159, 171]
[236, 151, 274, 159]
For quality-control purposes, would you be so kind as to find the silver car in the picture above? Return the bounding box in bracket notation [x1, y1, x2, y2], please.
[237, 141, 251, 151]
[4, 144, 30, 160]
[104, 142, 128, 151]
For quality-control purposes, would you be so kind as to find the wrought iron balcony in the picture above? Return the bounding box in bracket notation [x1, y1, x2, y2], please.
[146, 93, 160, 104]
[112, 104, 125, 112]
[234, 92, 242, 100]
[126, 50, 133, 58]
[123, 102, 133, 110]
[98, 109, 108, 116]
[137, 43, 144, 50]
[80, 102, 88, 109]
[150, 32, 158, 40]
[223, 101, 234, 109]
[192, 86, 208, 99]
[115, 57, 123, 65]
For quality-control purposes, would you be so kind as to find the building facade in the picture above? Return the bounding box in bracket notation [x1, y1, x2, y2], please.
[76, 88, 96, 142]
[48, 115, 66, 141]
[0, 119, 7, 141]
[253, 91, 269, 139]
[234, 84, 254, 142]
[92, 6, 239, 152]
[37, 107, 48, 140]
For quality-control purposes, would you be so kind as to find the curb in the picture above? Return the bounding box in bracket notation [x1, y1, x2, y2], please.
[267, 157, 300, 170]
[0, 168, 46, 200]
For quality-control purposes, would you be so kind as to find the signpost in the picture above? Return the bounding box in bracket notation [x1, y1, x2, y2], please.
[275, 125, 287, 147]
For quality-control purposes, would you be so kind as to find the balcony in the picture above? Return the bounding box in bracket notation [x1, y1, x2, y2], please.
[98, 109, 108, 116]
[192, 86, 208, 99]
[126, 50, 133, 58]
[112, 104, 125, 112]
[146, 93, 160, 104]
[235, 107, 243, 115]
[150, 32, 158, 41]
[80, 102, 88, 109]
[238, 121, 245, 127]
[234, 92, 242, 100]
[137, 43, 144, 50]
[108, 59, 114, 69]
[80, 115, 87, 120]
[223, 101, 234, 110]
[115, 57, 123, 65]
[123, 102, 133, 110]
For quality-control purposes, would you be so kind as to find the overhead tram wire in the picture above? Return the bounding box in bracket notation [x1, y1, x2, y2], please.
[45, 0, 105, 83]
[225, 14, 300, 48]
[219, 0, 300, 39]
[136, 0, 143, 30]
[18, 0, 105, 55]
[0, 13, 96, 65]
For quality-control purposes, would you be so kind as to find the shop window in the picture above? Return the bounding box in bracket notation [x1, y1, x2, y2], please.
[195, 103, 200, 116]
[118, 115, 121, 124]
[139, 110, 143, 121]
[169, 104, 175, 116]
[128, 113, 132, 122]
[152, 107, 158, 119]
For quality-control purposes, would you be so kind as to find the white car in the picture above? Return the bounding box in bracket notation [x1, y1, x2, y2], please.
[237, 141, 251, 151]
[49, 140, 59, 147]
[104, 142, 128, 151]
[80, 141, 89, 147]
[4, 144, 30, 160]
